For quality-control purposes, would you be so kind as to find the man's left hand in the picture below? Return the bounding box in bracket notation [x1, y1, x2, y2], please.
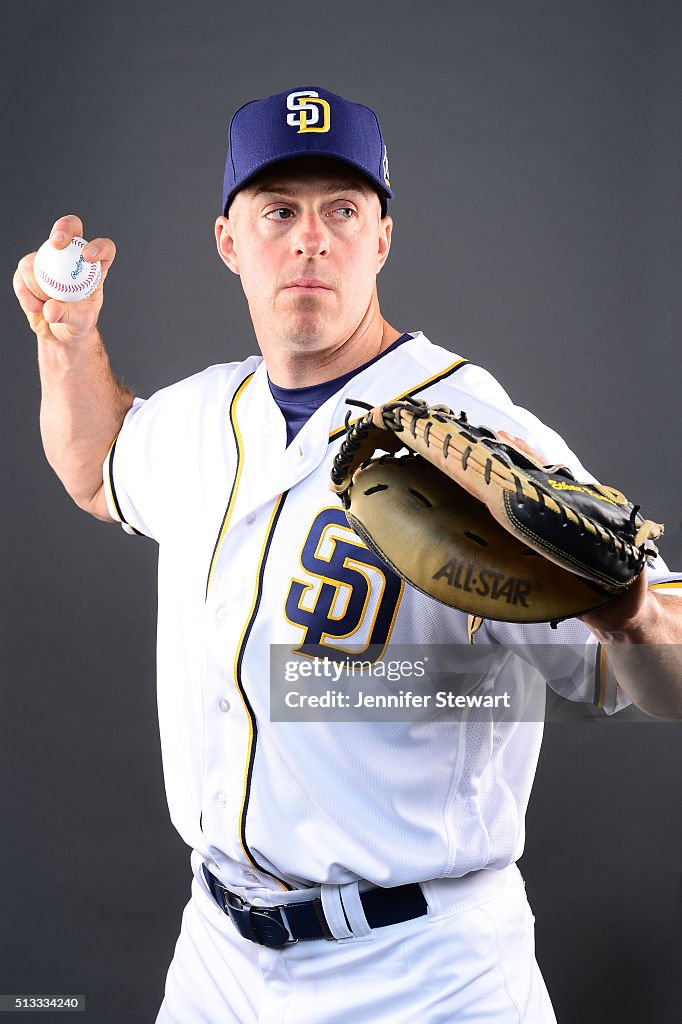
[578, 567, 655, 641]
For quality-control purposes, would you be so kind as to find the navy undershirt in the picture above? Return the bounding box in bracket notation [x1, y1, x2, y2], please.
[268, 333, 412, 446]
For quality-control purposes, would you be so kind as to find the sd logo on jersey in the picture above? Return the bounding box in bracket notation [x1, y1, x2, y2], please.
[285, 508, 402, 659]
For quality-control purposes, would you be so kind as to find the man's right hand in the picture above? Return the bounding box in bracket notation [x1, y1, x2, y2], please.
[15, 213, 132, 523]
[13, 214, 117, 345]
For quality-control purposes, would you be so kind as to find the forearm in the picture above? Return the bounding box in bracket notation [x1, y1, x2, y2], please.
[37, 328, 133, 508]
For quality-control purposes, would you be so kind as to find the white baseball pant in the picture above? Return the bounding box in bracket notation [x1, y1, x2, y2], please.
[155, 858, 557, 1023]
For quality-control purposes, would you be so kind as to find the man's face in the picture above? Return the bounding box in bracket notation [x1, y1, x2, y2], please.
[215, 157, 392, 357]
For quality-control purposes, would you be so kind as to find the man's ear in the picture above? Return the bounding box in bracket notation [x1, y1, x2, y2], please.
[215, 216, 240, 275]
[376, 215, 393, 274]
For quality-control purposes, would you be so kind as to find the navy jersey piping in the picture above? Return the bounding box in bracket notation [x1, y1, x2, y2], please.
[235, 492, 292, 889]
[108, 437, 144, 536]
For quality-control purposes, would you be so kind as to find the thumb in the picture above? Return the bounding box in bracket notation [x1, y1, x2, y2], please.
[43, 298, 71, 324]
[41, 296, 98, 344]
[499, 430, 544, 463]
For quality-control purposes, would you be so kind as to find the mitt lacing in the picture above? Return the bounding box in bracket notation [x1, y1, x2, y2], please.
[333, 400, 646, 572]
[524, 480, 642, 568]
[330, 411, 375, 488]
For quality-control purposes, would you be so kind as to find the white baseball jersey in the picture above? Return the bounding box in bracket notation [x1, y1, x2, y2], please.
[102, 331, 681, 898]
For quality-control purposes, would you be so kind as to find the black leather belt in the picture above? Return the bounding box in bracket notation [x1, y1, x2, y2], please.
[202, 865, 428, 948]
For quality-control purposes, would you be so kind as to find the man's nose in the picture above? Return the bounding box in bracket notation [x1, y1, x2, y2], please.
[293, 212, 329, 257]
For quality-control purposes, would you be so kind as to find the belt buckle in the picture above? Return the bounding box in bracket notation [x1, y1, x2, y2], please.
[250, 906, 296, 948]
[221, 887, 245, 915]
[222, 889, 296, 948]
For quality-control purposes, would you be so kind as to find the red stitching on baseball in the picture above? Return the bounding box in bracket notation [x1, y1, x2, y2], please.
[37, 251, 100, 296]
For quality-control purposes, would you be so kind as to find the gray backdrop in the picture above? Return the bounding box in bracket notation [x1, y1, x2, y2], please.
[2, 1, 681, 1021]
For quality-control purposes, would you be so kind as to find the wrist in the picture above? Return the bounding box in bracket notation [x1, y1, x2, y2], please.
[587, 588, 663, 644]
[37, 327, 106, 370]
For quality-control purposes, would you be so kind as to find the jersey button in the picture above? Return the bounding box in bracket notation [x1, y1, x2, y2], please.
[218, 699, 230, 713]
[216, 606, 229, 622]
[217, 793, 228, 807]
[245, 512, 256, 525]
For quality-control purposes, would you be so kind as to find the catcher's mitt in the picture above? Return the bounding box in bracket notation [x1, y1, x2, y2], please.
[330, 398, 663, 624]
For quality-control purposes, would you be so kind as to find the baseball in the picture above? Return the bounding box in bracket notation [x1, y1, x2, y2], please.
[34, 236, 102, 303]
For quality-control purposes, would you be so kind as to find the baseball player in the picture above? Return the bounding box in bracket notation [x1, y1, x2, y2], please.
[14, 86, 682, 1023]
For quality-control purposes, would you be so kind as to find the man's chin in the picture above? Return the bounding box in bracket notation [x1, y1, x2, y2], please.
[280, 319, 328, 349]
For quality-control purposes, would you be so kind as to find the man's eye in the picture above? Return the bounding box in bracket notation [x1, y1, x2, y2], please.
[266, 208, 294, 220]
[331, 207, 355, 219]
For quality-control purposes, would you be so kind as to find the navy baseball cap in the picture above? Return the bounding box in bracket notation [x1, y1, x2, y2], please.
[222, 86, 393, 217]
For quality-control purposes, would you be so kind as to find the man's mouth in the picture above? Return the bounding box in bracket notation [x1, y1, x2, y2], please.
[285, 279, 332, 290]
